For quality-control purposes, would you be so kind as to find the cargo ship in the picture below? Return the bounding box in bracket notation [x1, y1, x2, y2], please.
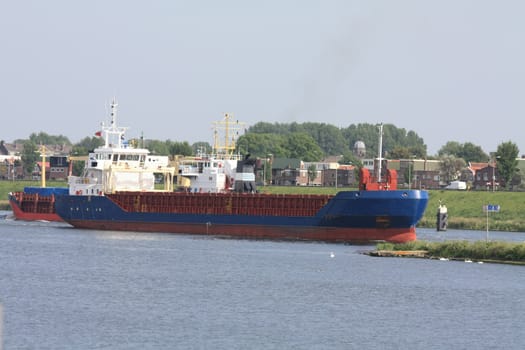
[53, 112, 429, 243]
[55, 187, 428, 243]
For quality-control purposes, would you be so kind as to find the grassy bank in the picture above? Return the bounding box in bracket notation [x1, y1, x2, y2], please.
[2, 182, 524, 232]
[376, 240, 525, 264]
[419, 190, 525, 232]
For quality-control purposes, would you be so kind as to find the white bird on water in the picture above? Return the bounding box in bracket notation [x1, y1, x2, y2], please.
[330, 252, 335, 258]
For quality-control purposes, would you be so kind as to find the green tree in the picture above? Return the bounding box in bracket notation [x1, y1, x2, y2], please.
[438, 141, 462, 157]
[249, 122, 289, 135]
[408, 144, 427, 159]
[285, 133, 323, 161]
[307, 164, 318, 185]
[461, 142, 488, 163]
[496, 141, 519, 189]
[236, 134, 287, 158]
[440, 155, 466, 184]
[145, 140, 170, 155]
[299, 122, 348, 156]
[192, 142, 212, 155]
[29, 131, 71, 145]
[248, 121, 426, 159]
[389, 146, 412, 160]
[340, 151, 362, 169]
[75, 136, 104, 153]
[248, 122, 348, 157]
[342, 123, 426, 158]
[342, 123, 380, 158]
[438, 141, 488, 163]
[169, 141, 193, 157]
[21, 141, 38, 177]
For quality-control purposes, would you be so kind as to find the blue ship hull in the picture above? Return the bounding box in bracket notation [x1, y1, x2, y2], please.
[55, 190, 428, 243]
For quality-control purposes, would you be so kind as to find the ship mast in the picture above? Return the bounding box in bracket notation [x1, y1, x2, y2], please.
[212, 113, 246, 157]
[39, 145, 47, 188]
[102, 98, 128, 148]
[377, 123, 383, 182]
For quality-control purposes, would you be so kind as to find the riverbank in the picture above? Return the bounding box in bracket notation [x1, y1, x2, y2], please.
[368, 240, 525, 265]
[417, 189, 525, 232]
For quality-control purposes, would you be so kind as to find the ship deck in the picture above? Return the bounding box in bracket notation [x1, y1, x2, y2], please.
[109, 192, 333, 217]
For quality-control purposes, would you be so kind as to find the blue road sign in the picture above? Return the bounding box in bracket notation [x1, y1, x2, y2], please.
[483, 204, 500, 212]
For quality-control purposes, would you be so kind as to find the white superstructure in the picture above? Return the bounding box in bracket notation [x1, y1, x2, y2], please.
[177, 156, 238, 193]
[174, 113, 254, 193]
[68, 99, 175, 195]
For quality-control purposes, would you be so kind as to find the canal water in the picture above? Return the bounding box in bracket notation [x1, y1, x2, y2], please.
[1, 215, 524, 349]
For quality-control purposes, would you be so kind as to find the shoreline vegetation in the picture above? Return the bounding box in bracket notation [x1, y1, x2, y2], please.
[1, 181, 524, 232]
[370, 240, 525, 265]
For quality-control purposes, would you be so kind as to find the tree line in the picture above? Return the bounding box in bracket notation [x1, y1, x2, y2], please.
[8, 123, 522, 189]
[238, 122, 502, 164]
[14, 123, 501, 162]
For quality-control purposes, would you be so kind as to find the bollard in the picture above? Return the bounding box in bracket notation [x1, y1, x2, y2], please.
[436, 203, 448, 231]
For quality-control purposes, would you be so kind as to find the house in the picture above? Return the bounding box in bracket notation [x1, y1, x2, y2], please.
[45, 144, 73, 155]
[322, 165, 356, 187]
[473, 163, 500, 190]
[0, 142, 24, 157]
[303, 161, 326, 186]
[0, 157, 23, 179]
[271, 158, 305, 186]
[32, 156, 70, 181]
[393, 159, 441, 189]
[49, 155, 70, 180]
[1, 142, 72, 180]
[413, 159, 441, 189]
[272, 157, 358, 187]
[260, 154, 525, 190]
[472, 158, 525, 190]
[465, 162, 487, 183]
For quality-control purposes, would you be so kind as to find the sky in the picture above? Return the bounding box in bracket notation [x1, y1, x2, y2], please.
[1, 0, 524, 156]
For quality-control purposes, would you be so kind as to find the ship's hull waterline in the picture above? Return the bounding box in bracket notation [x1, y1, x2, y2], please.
[55, 190, 428, 243]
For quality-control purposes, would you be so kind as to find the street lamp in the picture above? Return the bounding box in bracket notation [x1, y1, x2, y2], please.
[492, 162, 495, 192]
[335, 166, 340, 189]
[492, 155, 500, 192]
[263, 159, 266, 186]
[407, 156, 415, 189]
[408, 160, 412, 190]
[267, 154, 273, 185]
[11, 162, 14, 182]
[334, 155, 343, 189]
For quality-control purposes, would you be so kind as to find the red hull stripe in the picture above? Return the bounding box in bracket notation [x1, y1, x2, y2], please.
[65, 220, 416, 243]
[9, 199, 63, 222]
